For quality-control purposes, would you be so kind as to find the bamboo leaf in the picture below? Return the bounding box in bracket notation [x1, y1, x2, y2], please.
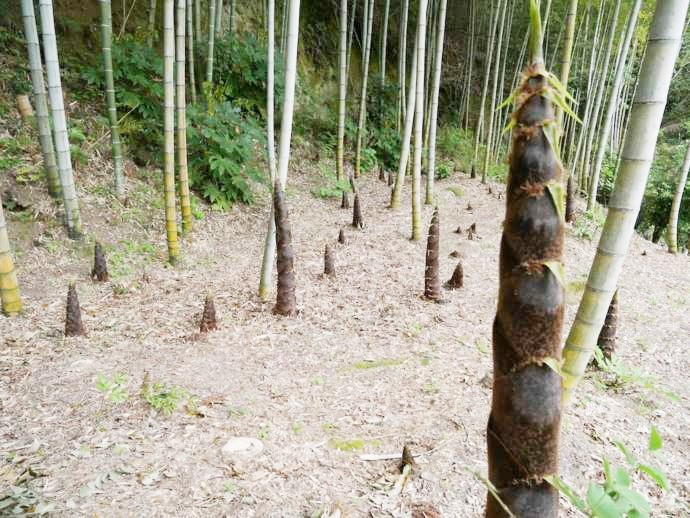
[637, 463, 668, 490]
[544, 475, 587, 512]
[648, 426, 662, 452]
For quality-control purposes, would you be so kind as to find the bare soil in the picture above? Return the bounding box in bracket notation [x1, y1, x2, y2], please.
[1, 154, 689, 517]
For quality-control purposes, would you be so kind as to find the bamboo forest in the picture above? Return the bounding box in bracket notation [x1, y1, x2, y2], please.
[1, 0, 689, 515]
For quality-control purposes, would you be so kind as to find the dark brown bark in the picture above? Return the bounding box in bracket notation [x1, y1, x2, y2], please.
[597, 289, 618, 360]
[444, 261, 464, 289]
[91, 242, 109, 282]
[65, 283, 85, 337]
[338, 228, 347, 244]
[565, 174, 575, 223]
[273, 185, 297, 316]
[324, 244, 336, 276]
[400, 444, 416, 471]
[486, 64, 564, 518]
[341, 191, 350, 209]
[379, 165, 386, 181]
[199, 294, 218, 332]
[467, 223, 476, 240]
[424, 208, 441, 300]
[454, 226, 462, 234]
[488, 186, 493, 195]
[466, 202, 473, 211]
[387, 171, 394, 186]
[352, 194, 364, 229]
[470, 164, 476, 179]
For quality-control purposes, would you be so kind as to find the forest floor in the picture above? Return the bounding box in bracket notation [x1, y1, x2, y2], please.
[1, 145, 690, 517]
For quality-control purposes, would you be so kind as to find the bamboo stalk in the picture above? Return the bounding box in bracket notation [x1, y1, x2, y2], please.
[163, 0, 179, 263]
[0, 193, 22, 316]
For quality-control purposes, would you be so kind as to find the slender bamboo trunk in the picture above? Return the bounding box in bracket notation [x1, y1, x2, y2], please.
[20, 0, 60, 199]
[98, 0, 125, 198]
[186, 0, 197, 103]
[206, 0, 216, 86]
[481, 0, 507, 184]
[561, 0, 688, 404]
[397, 0, 409, 131]
[471, 1, 498, 179]
[379, 0, 390, 86]
[259, 0, 300, 297]
[411, 0, 428, 241]
[581, 0, 621, 198]
[336, 0, 348, 181]
[147, 0, 158, 47]
[195, 0, 201, 45]
[390, 28, 418, 209]
[354, 0, 375, 178]
[229, 0, 236, 34]
[667, 143, 690, 253]
[39, 0, 82, 239]
[176, 0, 192, 234]
[556, 0, 577, 129]
[0, 193, 22, 316]
[259, 0, 278, 300]
[588, 0, 641, 210]
[163, 0, 179, 263]
[424, 0, 446, 205]
[215, 0, 223, 36]
[487, 3, 564, 515]
[462, 0, 475, 131]
[346, 0, 357, 79]
[490, 0, 514, 163]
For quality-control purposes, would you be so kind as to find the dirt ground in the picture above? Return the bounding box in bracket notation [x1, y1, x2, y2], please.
[1, 153, 689, 517]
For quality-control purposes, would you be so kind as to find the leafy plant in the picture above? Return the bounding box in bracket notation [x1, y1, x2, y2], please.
[546, 427, 668, 518]
[141, 378, 194, 415]
[0, 486, 54, 515]
[573, 208, 606, 241]
[187, 102, 265, 209]
[96, 372, 129, 403]
[311, 163, 351, 198]
[436, 160, 454, 180]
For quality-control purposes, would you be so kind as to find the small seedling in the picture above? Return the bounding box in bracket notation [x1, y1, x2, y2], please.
[96, 373, 129, 403]
[141, 376, 193, 415]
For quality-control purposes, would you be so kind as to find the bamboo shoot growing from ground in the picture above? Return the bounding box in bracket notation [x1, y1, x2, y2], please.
[176, 0, 192, 234]
[561, 0, 688, 404]
[354, 0, 375, 178]
[99, 0, 125, 198]
[163, 0, 179, 263]
[667, 143, 690, 253]
[20, 0, 60, 199]
[486, 2, 565, 514]
[597, 289, 618, 360]
[39, 0, 83, 239]
[424, 0, 446, 206]
[273, 186, 297, 316]
[0, 193, 22, 316]
[423, 208, 440, 300]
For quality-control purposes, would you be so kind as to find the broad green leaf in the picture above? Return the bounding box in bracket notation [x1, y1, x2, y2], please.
[648, 426, 662, 452]
[638, 463, 669, 490]
[613, 484, 651, 514]
[587, 483, 630, 518]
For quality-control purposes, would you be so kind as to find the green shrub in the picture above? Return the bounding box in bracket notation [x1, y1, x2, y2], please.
[437, 125, 476, 173]
[436, 160, 454, 180]
[187, 102, 265, 209]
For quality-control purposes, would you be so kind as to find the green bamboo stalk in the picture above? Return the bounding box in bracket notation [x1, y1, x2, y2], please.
[20, 0, 60, 199]
[379, 0, 390, 86]
[187, 0, 197, 104]
[163, 0, 179, 263]
[424, 0, 446, 206]
[411, 0, 428, 241]
[667, 143, 690, 254]
[147, 0, 158, 47]
[0, 193, 22, 316]
[354, 0, 375, 178]
[39, 0, 83, 239]
[98, 0, 125, 198]
[562, 0, 688, 404]
[176, 0, 192, 235]
[336, 0, 347, 181]
[206, 0, 216, 87]
[397, 0, 409, 130]
[390, 27, 418, 209]
[588, 0, 641, 210]
[259, 0, 278, 300]
[215, 0, 223, 37]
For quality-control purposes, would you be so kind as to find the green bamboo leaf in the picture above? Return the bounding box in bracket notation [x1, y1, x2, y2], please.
[587, 483, 630, 518]
[648, 426, 662, 452]
[638, 463, 668, 490]
[614, 440, 637, 466]
[545, 180, 566, 223]
[502, 117, 517, 135]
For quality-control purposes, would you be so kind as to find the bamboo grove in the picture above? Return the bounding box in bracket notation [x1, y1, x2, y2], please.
[1, 0, 689, 515]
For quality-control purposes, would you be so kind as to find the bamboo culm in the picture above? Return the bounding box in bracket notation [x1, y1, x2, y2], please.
[176, 0, 192, 234]
[561, 0, 688, 404]
[39, 0, 83, 239]
[163, 0, 179, 263]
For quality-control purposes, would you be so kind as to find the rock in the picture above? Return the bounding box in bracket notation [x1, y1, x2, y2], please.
[221, 437, 264, 461]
